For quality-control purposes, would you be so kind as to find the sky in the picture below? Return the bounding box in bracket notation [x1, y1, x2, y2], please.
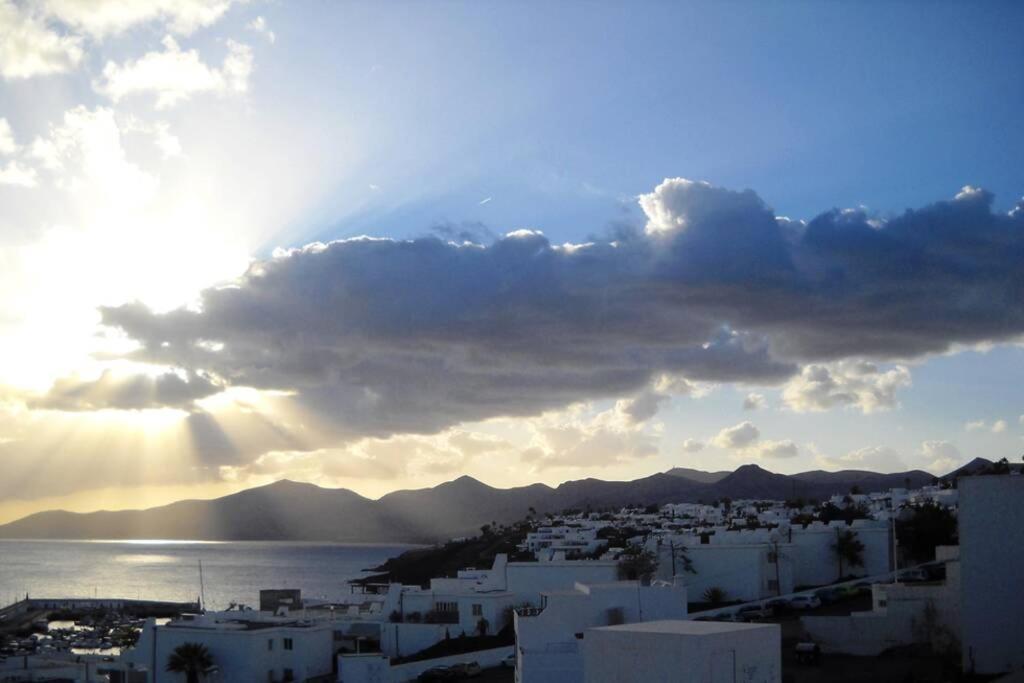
[0, 0, 1022, 524]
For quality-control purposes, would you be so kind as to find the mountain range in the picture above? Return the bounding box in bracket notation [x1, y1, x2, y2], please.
[0, 463, 945, 543]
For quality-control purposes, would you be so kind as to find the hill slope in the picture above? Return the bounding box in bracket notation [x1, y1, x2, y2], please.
[0, 465, 936, 543]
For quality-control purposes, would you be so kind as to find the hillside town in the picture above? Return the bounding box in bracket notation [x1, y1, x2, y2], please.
[1, 467, 1020, 683]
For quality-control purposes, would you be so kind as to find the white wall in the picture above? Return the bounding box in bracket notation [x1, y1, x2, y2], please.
[959, 476, 1024, 675]
[122, 617, 335, 683]
[378, 623, 452, 658]
[788, 522, 890, 587]
[505, 562, 619, 605]
[655, 544, 789, 603]
[514, 581, 687, 683]
[581, 621, 781, 683]
[337, 646, 513, 683]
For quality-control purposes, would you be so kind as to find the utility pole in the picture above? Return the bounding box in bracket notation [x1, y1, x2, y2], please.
[198, 560, 207, 611]
[891, 515, 900, 584]
[771, 541, 782, 597]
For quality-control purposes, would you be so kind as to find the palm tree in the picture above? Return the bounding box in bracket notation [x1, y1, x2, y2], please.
[166, 642, 214, 683]
[833, 529, 865, 580]
[703, 586, 728, 606]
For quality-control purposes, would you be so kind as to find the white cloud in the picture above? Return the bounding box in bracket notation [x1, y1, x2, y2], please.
[616, 389, 668, 425]
[742, 392, 767, 411]
[749, 439, 798, 459]
[0, 0, 83, 79]
[638, 177, 768, 236]
[920, 440, 961, 474]
[966, 419, 1008, 434]
[0, 160, 37, 187]
[123, 117, 182, 158]
[95, 35, 253, 109]
[0, 118, 18, 155]
[782, 360, 911, 414]
[711, 421, 760, 449]
[40, 0, 238, 37]
[28, 106, 158, 202]
[816, 445, 906, 472]
[246, 15, 275, 43]
[682, 438, 705, 453]
[519, 403, 660, 471]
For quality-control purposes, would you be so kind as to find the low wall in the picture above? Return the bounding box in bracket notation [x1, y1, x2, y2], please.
[390, 646, 512, 681]
[801, 613, 912, 655]
[339, 646, 512, 683]
[379, 622, 453, 658]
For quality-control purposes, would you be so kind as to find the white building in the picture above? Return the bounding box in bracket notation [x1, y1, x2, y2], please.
[959, 475, 1024, 675]
[514, 580, 687, 683]
[523, 525, 608, 560]
[119, 612, 336, 683]
[801, 545, 961, 656]
[649, 520, 890, 603]
[581, 620, 781, 683]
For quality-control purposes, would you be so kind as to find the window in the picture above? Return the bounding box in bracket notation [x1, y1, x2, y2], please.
[472, 604, 483, 617]
[436, 601, 458, 613]
[767, 551, 778, 564]
[283, 668, 294, 682]
[267, 638, 274, 651]
[267, 671, 274, 683]
[283, 637, 294, 651]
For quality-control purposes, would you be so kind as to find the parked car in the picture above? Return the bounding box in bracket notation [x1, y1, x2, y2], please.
[418, 666, 456, 681]
[736, 604, 775, 621]
[765, 598, 791, 614]
[814, 588, 842, 605]
[449, 662, 483, 678]
[850, 580, 873, 595]
[788, 594, 822, 610]
[794, 641, 822, 665]
[899, 568, 929, 582]
[500, 653, 516, 668]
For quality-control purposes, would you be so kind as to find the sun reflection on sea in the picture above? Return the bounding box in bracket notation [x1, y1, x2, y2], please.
[113, 554, 178, 564]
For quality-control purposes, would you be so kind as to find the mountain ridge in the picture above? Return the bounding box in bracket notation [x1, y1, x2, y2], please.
[0, 464, 942, 543]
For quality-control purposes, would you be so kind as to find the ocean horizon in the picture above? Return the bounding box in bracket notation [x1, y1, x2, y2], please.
[0, 539, 413, 611]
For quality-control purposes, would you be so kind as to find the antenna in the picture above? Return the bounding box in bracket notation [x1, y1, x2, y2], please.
[198, 560, 207, 612]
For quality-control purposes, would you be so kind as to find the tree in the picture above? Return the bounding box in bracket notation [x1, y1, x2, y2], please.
[476, 617, 490, 637]
[702, 587, 728, 606]
[832, 529, 865, 580]
[664, 540, 695, 576]
[617, 548, 658, 583]
[896, 502, 958, 564]
[166, 643, 214, 683]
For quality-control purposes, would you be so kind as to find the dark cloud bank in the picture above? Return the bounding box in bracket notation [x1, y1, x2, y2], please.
[95, 180, 1023, 438]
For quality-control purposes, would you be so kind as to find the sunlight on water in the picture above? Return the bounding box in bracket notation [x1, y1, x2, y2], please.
[0, 540, 412, 610]
[113, 554, 178, 564]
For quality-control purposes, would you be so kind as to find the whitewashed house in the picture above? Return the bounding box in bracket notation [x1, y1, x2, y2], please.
[801, 545, 961, 655]
[582, 620, 781, 683]
[959, 475, 1024, 675]
[120, 611, 336, 683]
[514, 580, 687, 683]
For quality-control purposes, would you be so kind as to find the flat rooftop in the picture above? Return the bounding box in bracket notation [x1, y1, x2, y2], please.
[590, 619, 777, 636]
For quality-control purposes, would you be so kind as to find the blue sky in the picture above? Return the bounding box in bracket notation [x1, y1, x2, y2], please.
[0, 0, 1022, 521]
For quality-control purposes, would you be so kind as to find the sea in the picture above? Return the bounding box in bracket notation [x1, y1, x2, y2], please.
[0, 540, 413, 610]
